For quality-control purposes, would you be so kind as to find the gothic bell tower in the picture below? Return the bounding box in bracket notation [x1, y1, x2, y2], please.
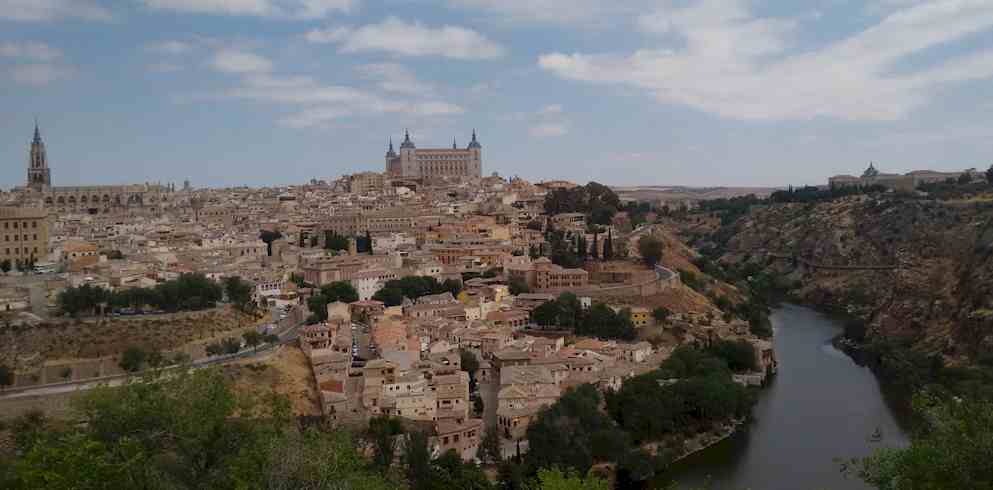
[27, 121, 51, 191]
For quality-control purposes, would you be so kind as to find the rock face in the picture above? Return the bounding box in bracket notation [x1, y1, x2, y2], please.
[718, 195, 993, 363]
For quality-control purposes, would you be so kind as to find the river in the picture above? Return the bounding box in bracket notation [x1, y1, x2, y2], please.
[661, 304, 910, 490]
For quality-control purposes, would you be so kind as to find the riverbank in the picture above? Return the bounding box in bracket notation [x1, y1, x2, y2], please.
[660, 304, 909, 490]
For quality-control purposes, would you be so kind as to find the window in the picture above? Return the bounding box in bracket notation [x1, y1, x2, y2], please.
[32, 222, 36, 228]
[12, 222, 17, 229]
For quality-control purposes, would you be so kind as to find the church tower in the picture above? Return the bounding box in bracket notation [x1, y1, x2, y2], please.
[27, 122, 52, 191]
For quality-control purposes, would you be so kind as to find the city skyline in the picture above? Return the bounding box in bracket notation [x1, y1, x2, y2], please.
[2, 0, 993, 189]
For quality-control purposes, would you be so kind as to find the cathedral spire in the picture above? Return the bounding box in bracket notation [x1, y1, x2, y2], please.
[453, 137, 457, 149]
[33, 118, 41, 143]
[400, 128, 415, 149]
[468, 128, 481, 149]
[386, 136, 397, 157]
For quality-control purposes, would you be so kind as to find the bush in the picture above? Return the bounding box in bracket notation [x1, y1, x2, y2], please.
[119, 346, 147, 373]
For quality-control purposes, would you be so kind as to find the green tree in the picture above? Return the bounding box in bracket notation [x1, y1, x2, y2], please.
[223, 276, 254, 312]
[205, 342, 223, 357]
[707, 339, 757, 372]
[460, 349, 480, 376]
[308, 281, 359, 322]
[853, 395, 993, 490]
[987, 163, 993, 185]
[368, 415, 404, 473]
[526, 384, 626, 476]
[480, 427, 503, 465]
[3, 368, 393, 490]
[324, 230, 350, 252]
[509, 277, 530, 296]
[59, 366, 72, 382]
[118, 346, 147, 373]
[259, 229, 282, 257]
[637, 235, 664, 267]
[242, 330, 263, 352]
[404, 430, 434, 489]
[529, 468, 609, 490]
[221, 337, 241, 354]
[0, 259, 10, 274]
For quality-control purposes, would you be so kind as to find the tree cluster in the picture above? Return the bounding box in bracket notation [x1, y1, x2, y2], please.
[306, 281, 360, 323]
[57, 273, 223, 317]
[523, 384, 660, 486]
[543, 182, 621, 226]
[852, 395, 993, 490]
[605, 346, 756, 446]
[372, 276, 462, 307]
[0, 369, 396, 490]
[222, 276, 255, 313]
[531, 293, 636, 340]
[770, 184, 887, 204]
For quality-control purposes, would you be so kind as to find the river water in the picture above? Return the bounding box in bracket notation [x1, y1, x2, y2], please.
[661, 304, 910, 490]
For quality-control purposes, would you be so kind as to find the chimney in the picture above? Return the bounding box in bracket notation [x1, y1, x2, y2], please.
[348, 237, 358, 256]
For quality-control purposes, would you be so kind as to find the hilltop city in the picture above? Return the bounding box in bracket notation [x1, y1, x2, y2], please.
[0, 124, 776, 466]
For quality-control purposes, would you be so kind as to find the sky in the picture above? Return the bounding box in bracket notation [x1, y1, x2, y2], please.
[1, 0, 992, 189]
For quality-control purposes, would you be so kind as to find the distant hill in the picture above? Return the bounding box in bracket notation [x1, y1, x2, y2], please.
[612, 185, 781, 202]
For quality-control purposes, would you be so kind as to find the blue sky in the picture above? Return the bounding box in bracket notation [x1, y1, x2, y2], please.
[2, 0, 992, 189]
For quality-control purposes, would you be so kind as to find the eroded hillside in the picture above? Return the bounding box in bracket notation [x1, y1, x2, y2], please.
[712, 195, 993, 364]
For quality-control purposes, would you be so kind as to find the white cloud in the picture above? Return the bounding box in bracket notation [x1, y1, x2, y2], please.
[10, 64, 72, 86]
[306, 17, 505, 60]
[138, 0, 356, 19]
[529, 122, 569, 138]
[538, 0, 993, 121]
[223, 73, 462, 128]
[146, 41, 193, 55]
[0, 42, 63, 62]
[355, 63, 434, 95]
[210, 50, 272, 74]
[447, 0, 634, 25]
[0, 0, 113, 22]
[305, 26, 352, 43]
[537, 104, 563, 115]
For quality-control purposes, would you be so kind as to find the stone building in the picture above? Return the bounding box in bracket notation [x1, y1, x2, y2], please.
[0, 206, 48, 264]
[828, 162, 977, 192]
[385, 130, 482, 180]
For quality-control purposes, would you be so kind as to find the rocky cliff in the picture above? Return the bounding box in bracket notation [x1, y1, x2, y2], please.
[710, 195, 993, 366]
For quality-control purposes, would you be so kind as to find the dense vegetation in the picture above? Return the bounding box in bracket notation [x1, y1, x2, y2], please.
[531, 293, 637, 340]
[57, 273, 224, 317]
[511, 345, 758, 487]
[605, 346, 756, 446]
[372, 275, 462, 307]
[543, 182, 621, 226]
[0, 369, 396, 490]
[850, 394, 993, 490]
